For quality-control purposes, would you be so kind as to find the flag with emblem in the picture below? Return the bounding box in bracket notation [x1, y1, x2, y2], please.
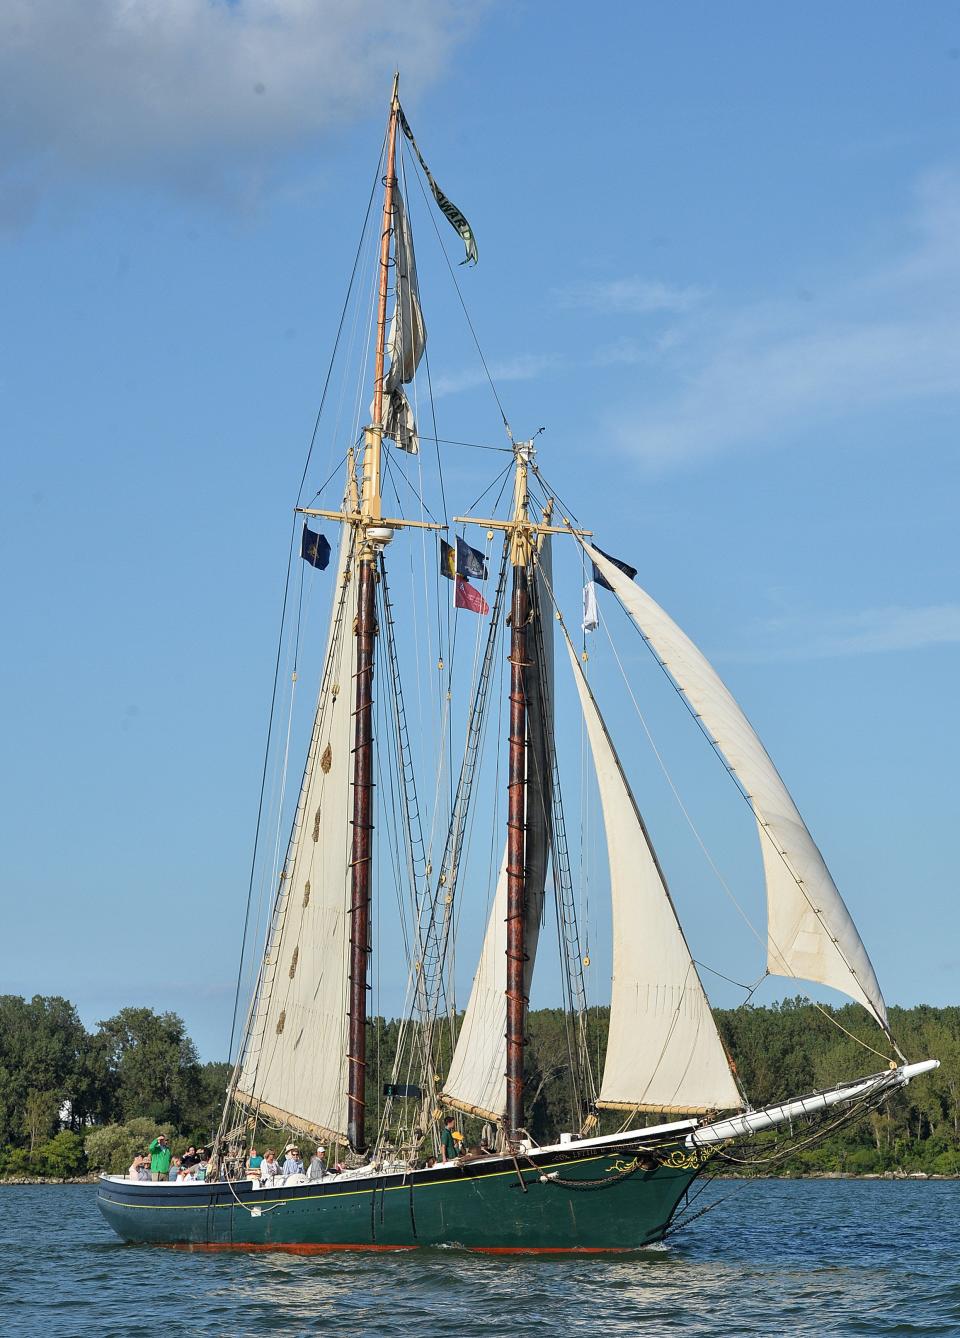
[455, 575, 489, 615]
[300, 523, 331, 570]
[456, 536, 487, 580]
[440, 539, 456, 580]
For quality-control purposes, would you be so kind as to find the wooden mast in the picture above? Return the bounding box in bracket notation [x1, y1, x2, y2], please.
[505, 441, 533, 1143]
[347, 73, 400, 1154]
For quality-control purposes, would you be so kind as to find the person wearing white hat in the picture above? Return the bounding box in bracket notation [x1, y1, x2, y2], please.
[307, 1145, 327, 1181]
[281, 1144, 304, 1177]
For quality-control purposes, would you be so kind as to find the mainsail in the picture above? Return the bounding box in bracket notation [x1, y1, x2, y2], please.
[586, 543, 888, 1032]
[235, 525, 358, 1140]
[442, 543, 554, 1122]
[567, 641, 743, 1114]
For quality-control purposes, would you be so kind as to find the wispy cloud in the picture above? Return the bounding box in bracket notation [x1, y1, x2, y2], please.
[430, 352, 560, 399]
[727, 603, 960, 662]
[0, 0, 473, 223]
[604, 168, 960, 468]
[557, 276, 706, 315]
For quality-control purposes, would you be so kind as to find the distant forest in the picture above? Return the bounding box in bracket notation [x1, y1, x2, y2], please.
[0, 994, 957, 1178]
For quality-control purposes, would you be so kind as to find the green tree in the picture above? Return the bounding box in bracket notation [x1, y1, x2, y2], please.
[85, 1119, 175, 1175]
[22, 1090, 60, 1152]
[0, 996, 87, 1148]
[35, 1131, 86, 1178]
[95, 1007, 202, 1127]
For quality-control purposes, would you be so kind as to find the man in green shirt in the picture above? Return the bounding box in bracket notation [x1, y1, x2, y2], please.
[148, 1135, 172, 1181]
[440, 1115, 459, 1162]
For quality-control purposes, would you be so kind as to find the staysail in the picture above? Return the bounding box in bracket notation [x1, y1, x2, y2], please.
[235, 525, 358, 1140]
[585, 543, 888, 1032]
[567, 640, 742, 1113]
[442, 543, 555, 1122]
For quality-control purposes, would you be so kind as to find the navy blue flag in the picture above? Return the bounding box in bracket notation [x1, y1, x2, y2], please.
[301, 523, 331, 571]
[456, 536, 487, 580]
[592, 546, 638, 591]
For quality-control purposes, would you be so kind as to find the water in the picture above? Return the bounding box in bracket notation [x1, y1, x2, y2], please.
[1, 1180, 957, 1336]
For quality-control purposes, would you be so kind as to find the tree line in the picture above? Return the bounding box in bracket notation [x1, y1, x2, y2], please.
[0, 993, 957, 1178]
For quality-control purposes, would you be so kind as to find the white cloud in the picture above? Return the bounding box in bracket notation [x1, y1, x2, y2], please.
[430, 352, 559, 399]
[557, 276, 706, 315]
[0, 0, 472, 220]
[606, 169, 960, 468]
[728, 604, 960, 662]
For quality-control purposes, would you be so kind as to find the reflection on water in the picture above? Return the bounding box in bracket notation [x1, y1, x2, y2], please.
[1, 1180, 958, 1337]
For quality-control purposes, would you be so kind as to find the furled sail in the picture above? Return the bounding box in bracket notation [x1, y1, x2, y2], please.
[442, 545, 554, 1122]
[235, 525, 358, 1140]
[567, 640, 743, 1114]
[585, 543, 888, 1032]
[380, 191, 425, 454]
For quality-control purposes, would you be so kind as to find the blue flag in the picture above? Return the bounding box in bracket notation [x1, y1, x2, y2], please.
[592, 546, 637, 591]
[301, 523, 331, 571]
[456, 536, 487, 580]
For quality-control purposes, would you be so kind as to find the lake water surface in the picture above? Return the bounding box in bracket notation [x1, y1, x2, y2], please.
[1, 1179, 957, 1336]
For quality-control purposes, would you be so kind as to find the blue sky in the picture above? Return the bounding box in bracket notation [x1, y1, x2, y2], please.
[2, 2, 958, 1061]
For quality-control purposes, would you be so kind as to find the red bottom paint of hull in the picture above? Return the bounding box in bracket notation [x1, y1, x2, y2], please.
[167, 1241, 636, 1256]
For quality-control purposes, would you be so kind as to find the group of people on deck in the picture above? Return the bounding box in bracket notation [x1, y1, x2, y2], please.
[248, 1143, 329, 1187]
[128, 1135, 215, 1182]
[126, 1117, 483, 1187]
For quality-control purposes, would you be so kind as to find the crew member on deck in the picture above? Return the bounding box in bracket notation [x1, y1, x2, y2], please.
[440, 1115, 459, 1162]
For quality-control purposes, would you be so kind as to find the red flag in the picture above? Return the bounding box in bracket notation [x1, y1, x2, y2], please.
[454, 574, 489, 615]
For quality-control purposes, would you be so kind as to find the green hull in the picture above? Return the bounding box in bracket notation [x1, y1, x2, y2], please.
[97, 1140, 703, 1253]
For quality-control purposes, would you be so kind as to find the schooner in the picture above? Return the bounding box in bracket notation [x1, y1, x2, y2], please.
[97, 78, 937, 1254]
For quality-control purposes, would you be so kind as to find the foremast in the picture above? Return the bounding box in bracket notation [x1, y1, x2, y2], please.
[301, 76, 444, 1152]
[344, 74, 401, 1155]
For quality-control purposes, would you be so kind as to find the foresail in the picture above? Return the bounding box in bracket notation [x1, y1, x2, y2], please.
[567, 640, 742, 1113]
[585, 543, 888, 1032]
[442, 544, 554, 1123]
[235, 525, 357, 1140]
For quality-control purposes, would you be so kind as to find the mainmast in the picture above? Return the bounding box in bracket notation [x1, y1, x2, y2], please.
[347, 74, 400, 1154]
[453, 444, 591, 1142]
[505, 441, 533, 1142]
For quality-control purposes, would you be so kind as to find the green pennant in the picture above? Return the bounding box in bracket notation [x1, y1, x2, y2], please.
[398, 106, 478, 266]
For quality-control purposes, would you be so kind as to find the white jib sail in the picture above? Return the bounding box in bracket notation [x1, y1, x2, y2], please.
[585, 543, 888, 1032]
[443, 544, 555, 1123]
[235, 525, 358, 1140]
[568, 640, 742, 1114]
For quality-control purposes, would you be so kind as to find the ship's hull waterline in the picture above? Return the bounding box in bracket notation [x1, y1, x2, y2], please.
[97, 1139, 705, 1253]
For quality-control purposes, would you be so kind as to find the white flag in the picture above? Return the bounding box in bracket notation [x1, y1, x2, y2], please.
[582, 580, 599, 633]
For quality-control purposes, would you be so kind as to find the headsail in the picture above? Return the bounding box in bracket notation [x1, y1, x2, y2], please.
[235, 525, 358, 1140]
[442, 541, 554, 1123]
[567, 640, 742, 1114]
[586, 543, 888, 1032]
